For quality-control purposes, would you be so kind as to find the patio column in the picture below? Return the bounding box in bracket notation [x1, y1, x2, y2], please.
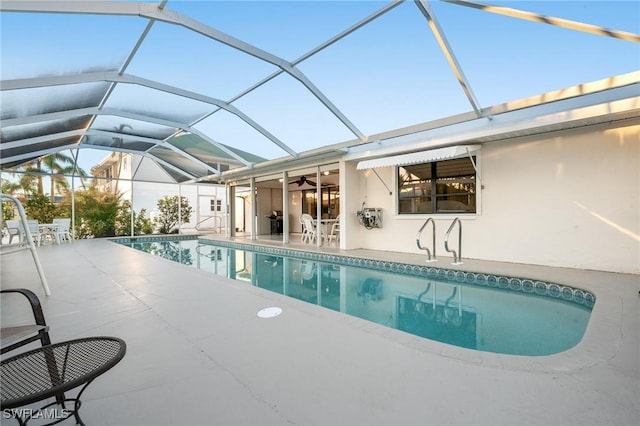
[0, 171, 3, 227]
[316, 167, 322, 248]
[282, 171, 289, 244]
[178, 184, 182, 235]
[250, 177, 256, 240]
[71, 174, 75, 241]
[130, 182, 134, 237]
[227, 183, 235, 238]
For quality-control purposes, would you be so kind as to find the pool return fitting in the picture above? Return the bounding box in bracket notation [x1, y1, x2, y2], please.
[417, 217, 463, 265]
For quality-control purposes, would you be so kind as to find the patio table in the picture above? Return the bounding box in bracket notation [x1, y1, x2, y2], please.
[1, 336, 126, 426]
[312, 219, 338, 242]
[38, 223, 59, 245]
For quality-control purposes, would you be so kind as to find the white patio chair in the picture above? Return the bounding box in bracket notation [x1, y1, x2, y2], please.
[5, 220, 23, 244]
[299, 214, 309, 243]
[327, 215, 340, 244]
[26, 220, 45, 246]
[301, 214, 317, 244]
[53, 218, 72, 243]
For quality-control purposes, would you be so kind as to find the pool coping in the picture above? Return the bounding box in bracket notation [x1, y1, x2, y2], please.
[110, 234, 625, 373]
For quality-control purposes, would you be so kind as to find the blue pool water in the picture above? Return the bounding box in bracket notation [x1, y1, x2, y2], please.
[114, 236, 593, 356]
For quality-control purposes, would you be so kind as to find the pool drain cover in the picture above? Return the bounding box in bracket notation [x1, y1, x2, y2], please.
[257, 307, 283, 318]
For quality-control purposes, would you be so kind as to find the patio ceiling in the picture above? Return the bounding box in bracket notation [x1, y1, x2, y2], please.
[1, 1, 638, 184]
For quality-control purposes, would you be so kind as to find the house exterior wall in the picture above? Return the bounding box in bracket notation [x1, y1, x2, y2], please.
[346, 121, 640, 274]
[256, 187, 283, 235]
[91, 152, 133, 200]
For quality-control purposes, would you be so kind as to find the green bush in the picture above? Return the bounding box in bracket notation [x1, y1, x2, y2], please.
[115, 200, 154, 236]
[24, 194, 61, 223]
[2, 201, 15, 221]
[154, 196, 192, 234]
[73, 189, 121, 238]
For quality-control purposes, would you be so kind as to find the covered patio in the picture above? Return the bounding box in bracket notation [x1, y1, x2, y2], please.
[2, 1, 638, 250]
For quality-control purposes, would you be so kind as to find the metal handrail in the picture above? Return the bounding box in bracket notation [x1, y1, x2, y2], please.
[416, 218, 437, 262]
[1, 194, 51, 295]
[195, 214, 226, 234]
[444, 217, 463, 265]
[195, 245, 216, 259]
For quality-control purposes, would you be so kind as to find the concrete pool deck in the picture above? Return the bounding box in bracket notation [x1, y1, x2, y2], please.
[1, 237, 638, 425]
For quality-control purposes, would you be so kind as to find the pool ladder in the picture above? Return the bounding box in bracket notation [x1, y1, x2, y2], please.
[444, 217, 463, 265]
[417, 217, 463, 265]
[416, 218, 437, 262]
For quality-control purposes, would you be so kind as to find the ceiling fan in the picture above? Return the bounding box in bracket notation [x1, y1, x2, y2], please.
[290, 176, 317, 187]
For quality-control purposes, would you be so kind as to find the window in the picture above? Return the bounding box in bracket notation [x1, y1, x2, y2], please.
[398, 156, 476, 214]
[301, 187, 340, 219]
[210, 199, 222, 212]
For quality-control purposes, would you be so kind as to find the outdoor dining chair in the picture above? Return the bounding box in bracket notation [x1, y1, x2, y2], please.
[5, 220, 23, 244]
[53, 218, 72, 243]
[299, 214, 309, 243]
[301, 214, 317, 244]
[26, 220, 46, 246]
[327, 215, 340, 243]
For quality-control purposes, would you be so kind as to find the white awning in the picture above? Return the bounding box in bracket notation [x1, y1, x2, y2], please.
[356, 145, 481, 170]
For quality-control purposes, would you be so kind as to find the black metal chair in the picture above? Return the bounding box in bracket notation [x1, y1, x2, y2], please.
[1, 288, 52, 355]
[0, 288, 64, 405]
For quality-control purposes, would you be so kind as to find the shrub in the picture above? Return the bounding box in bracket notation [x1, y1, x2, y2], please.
[154, 196, 192, 234]
[24, 194, 61, 223]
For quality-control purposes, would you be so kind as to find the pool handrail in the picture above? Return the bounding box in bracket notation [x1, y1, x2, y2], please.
[416, 218, 437, 262]
[444, 217, 463, 265]
[0, 194, 51, 295]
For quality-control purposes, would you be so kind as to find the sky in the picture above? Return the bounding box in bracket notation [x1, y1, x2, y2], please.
[1, 0, 639, 175]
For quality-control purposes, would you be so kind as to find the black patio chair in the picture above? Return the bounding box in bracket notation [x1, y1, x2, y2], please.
[0, 288, 64, 404]
[1, 288, 52, 355]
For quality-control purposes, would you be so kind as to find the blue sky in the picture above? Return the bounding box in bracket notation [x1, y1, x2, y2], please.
[1, 0, 639, 174]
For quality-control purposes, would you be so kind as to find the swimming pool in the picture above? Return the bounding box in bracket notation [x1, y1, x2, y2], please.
[113, 236, 594, 356]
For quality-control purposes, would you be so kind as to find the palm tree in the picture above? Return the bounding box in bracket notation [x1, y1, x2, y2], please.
[23, 152, 87, 201]
[1, 180, 20, 195]
[41, 153, 77, 202]
[1, 174, 37, 197]
[23, 159, 45, 195]
[1, 176, 36, 220]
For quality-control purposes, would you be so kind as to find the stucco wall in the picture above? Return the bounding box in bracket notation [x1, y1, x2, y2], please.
[347, 121, 640, 274]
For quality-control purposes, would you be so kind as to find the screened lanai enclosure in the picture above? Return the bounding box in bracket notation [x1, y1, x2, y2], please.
[1, 1, 638, 239]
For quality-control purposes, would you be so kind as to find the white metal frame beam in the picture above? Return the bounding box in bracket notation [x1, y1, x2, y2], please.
[2, 119, 249, 175]
[2, 142, 83, 165]
[1, 130, 85, 150]
[414, 0, 483, 117]
[1, 72, 297, 158]
[444, 0, 640, 43]
[85, 129, 223, 175]
[0, 1, 365, 142]
[1, 106, 253, 169]
[82, 144, 199, 181]
[344, 83, 640, 162]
